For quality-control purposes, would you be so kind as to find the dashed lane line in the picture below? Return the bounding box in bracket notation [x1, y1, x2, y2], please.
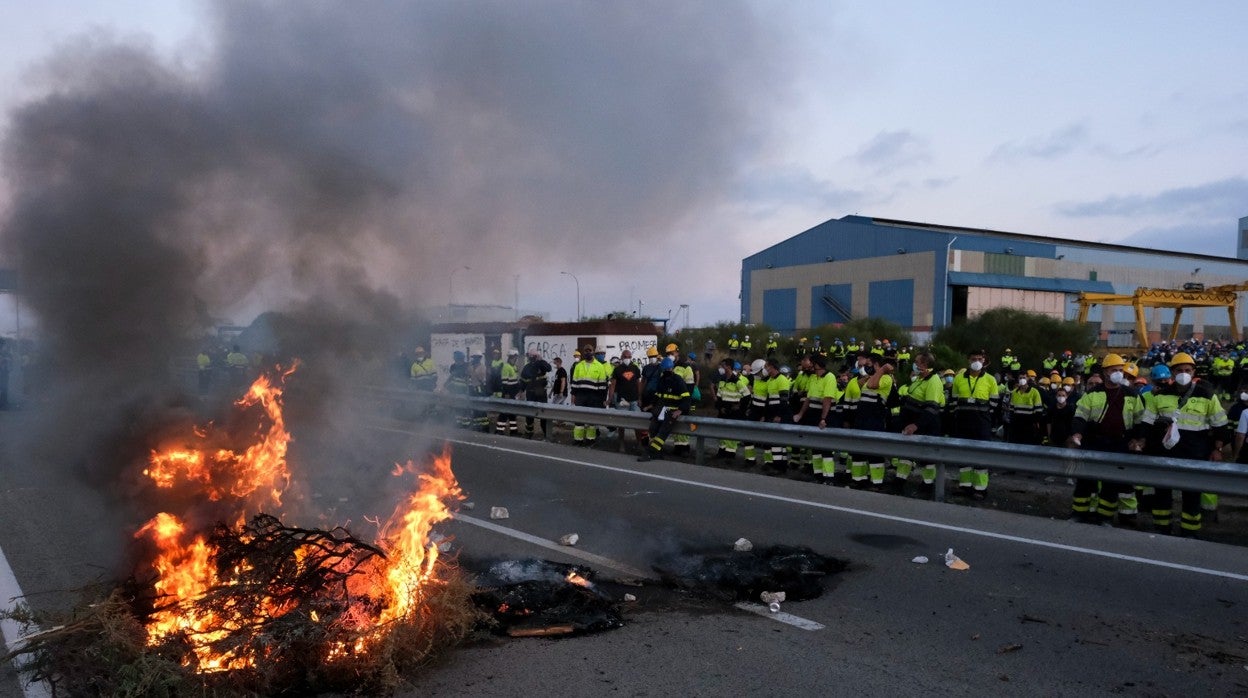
[453, 514, 650, 579]
[733, 602, 825, 631]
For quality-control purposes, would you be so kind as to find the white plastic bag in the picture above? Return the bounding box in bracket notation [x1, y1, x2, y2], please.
[1162, 421, 1180, 450]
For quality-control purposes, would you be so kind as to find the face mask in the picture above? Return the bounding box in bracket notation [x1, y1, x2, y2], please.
[1240, 392, 1248, 402]
[1174, 372, 1192, 386]
[860, 365, 874, 376]
[1017, 379, 1028, 387]
[911, 365, 921, 376]
[717, 367, 726, 376]
[1064, 385, 1073, 393]
[1056, 395, 1067, 405]
[944, 376, 953, 385]
[1108, 370, 1123, 385]
[969, 360, 984, 372]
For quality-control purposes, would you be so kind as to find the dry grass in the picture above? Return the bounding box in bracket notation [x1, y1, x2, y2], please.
[2, 517, 485, 697]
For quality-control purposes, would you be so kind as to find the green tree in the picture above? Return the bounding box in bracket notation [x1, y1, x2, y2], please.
[811, 318, 913, 349]
[932, 308, 1095, 374]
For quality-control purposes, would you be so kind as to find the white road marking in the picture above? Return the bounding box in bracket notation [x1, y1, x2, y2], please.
[454, 514, 826, 630]
[0, 544, 52, 698]
[454, 514, 651, 579]
[418, 433, 1248, 583]
[733, 602, 825, 631]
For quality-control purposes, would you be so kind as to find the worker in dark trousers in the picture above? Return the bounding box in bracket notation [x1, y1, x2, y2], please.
[1067, 353, 1145, 526]
[792, 354, 841, 480]
[950, 348, 999, 497]
[445, 351, 472, 429]
[712, 358, 750, 460]
[520, 350, 552, 440]
[637, 357, 691, 462]
[1140, 352, 1229, 536]
[496, 349, 522, 436]
[898, 351, 945, 490]
[844, 353, 895, 487]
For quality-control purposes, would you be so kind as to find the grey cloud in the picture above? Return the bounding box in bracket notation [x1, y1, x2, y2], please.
[1057, 177, 1248, 219]
[923, 176, 957, 189]
[737, 165, 865, 214]
[853, 130, 930, 173]
[989, 122, 1088, 162]
[1116, 221, 1236, 257]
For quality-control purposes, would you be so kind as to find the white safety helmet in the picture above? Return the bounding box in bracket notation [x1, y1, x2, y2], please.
[750, 359, 766, 374]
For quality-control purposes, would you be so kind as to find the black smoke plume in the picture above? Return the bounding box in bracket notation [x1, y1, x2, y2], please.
[0, 2, 790, 510]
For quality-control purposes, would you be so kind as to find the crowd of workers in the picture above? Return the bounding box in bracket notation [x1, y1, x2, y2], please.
[195, 343, 264, 394]
[410, 335, 1245, 537]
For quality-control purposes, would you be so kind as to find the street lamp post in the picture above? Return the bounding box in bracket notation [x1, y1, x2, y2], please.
[449, 265, 470, 304]
[560, 271, 581, 321]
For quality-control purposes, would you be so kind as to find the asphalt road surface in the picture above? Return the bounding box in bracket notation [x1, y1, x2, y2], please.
[1, 410, 1247, 696]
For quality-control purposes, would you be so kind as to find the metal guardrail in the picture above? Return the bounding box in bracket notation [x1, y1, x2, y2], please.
[357, 385, 1248, 500]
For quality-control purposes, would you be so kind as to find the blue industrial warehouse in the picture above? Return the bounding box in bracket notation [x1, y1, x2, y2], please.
[741, 215, 1248, 342]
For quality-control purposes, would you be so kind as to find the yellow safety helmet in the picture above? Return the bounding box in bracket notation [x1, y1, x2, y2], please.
[1025, 369, 1037, 377]
[1039, 377, 1050, 385]
[665, 343, 679, 353]
[646, 346, 659, 358]
[1168, 352, 1196, 368]
[1123, 362, 1138, 378]
[1100, 353, 1126, 369]
[1062, 377, 1076, 386]
[801, 337, 808, 343]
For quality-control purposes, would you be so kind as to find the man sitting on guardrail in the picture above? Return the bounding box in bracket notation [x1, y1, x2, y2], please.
[637, 357, 691, 462]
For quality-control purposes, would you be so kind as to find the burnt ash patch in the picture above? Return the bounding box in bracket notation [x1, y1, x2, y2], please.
[652, 544, 847, 602]
[470, 559, 625, 637]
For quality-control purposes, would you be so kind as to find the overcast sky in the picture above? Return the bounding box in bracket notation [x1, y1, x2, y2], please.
[1, 1, 1245, 336]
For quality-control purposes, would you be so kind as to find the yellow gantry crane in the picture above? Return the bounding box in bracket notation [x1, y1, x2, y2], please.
[1075, 283, 1247, 352]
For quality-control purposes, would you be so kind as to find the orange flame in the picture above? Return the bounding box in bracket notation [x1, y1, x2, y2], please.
[134, 512, 239, 671]
[143, 363, 296, 513]
[372, 445, 464, 625]
[135, 364, 465, 673]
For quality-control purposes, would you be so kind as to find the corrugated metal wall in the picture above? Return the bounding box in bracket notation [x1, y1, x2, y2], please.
[762, 288, 797, 332]
[868, 279, 915, 328]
